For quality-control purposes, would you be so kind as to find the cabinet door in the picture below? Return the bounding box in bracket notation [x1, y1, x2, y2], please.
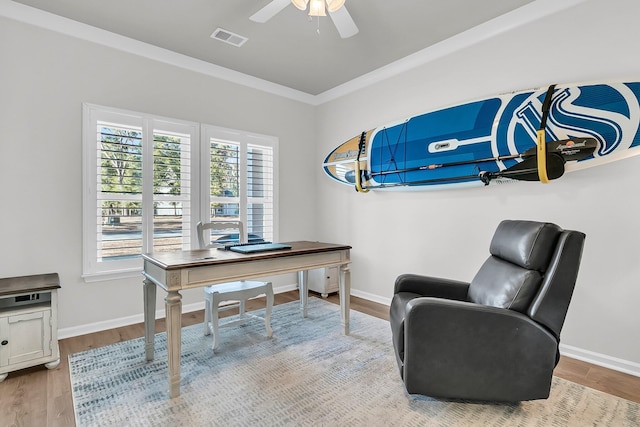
[0, 309, 52, 367]
[326, 266, 339, 293]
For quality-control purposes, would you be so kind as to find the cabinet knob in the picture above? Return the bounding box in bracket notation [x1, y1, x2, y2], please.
[1, 340, 7, 346]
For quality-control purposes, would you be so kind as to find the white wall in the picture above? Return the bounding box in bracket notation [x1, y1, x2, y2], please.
[316, 0, 640, 371]
[0, 17, 316, 331]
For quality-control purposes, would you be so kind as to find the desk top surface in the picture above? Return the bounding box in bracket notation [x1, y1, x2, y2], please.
[143, 241, 351, 270]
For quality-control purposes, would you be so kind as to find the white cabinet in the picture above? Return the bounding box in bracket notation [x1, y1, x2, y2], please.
[307, 267, 339, 298]
[0, 273, 60, 382]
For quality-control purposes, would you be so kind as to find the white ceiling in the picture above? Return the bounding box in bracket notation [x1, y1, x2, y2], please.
[10, 0, 539, 96]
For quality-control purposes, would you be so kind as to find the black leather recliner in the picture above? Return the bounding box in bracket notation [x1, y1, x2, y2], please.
[389, 220, 585, 402]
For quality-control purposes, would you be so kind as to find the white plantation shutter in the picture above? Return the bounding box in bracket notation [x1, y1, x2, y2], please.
[96, 122, 144, 262]
[151, 128, 192, 254]
[83, 105, 277, 281]
[83, 105, 198, 280]
[202, 125, 278, 245]
[247, 143, 275, 241]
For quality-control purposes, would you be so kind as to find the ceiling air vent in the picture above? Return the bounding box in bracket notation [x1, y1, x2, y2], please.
[210, 28, 248, 47]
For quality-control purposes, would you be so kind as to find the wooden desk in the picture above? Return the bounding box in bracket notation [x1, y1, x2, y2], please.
[142, 241, 352, 398]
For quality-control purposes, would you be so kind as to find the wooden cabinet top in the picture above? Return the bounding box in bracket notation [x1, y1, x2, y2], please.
[0, 273, 60, 297]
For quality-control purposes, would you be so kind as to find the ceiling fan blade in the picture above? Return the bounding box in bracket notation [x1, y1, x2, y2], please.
[250, 0, 291, 23]
[328, 6, 359, 39]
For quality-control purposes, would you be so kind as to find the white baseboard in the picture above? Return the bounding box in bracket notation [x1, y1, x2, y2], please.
[58, 300, 205, 340]
[560, 343, 640, 378]
[58, 283, 298, 339]
[58, 285, 640, 378]
[350, 288, 392, 306]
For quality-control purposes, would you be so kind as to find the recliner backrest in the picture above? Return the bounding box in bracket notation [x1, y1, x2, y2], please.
[468, 220, 562, 313]
[488, 220, 561, 271]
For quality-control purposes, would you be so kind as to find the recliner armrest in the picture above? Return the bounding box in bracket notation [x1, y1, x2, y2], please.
[403, 297, 558, 401]
[394, 274, 470, 301]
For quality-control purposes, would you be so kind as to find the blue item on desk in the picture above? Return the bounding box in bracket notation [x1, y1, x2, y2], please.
[228, 243, 292, 254]
[220, 240, 268, 251]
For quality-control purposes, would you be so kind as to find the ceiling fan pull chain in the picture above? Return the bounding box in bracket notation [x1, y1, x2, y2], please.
[317, 16, 321, 34]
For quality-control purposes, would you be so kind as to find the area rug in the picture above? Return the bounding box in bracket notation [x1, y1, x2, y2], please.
[69, 298, 640, 426]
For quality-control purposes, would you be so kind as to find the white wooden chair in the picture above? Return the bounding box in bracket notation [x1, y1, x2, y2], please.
[197, 221, 273, 352]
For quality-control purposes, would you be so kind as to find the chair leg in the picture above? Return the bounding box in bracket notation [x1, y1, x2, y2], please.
[204, 290, 212, 336]
[265, 282, 273, 338]
[211, 294, 220, 352]
[239, 299, 246, 319]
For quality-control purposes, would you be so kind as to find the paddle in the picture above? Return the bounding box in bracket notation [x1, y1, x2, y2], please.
[344, 137, 596, 184]
[537, 84, 557, 183]
[480, 153, 565, 185]
[366, 137, 595, 179]
[350, 153, 566, 190]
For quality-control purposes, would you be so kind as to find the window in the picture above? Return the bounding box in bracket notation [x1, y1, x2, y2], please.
[201, 125, 277, 245]
[82, 104, 278, 281]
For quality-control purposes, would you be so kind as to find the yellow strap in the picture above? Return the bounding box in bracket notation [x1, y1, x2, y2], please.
[354, 160, 369, 193]
[536, 129, 549, 183]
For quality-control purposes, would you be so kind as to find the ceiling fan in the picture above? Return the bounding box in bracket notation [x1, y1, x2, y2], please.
[250, 0, 359, 39]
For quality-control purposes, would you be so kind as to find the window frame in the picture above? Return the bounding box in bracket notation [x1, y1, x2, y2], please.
[200, 124, 279, 246]
[82, 104, 279, 282]
[82, 103, 200, 282]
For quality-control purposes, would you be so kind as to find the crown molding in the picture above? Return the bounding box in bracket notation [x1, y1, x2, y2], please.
[1, 0, 587, 106]
[0, 0, 316, 105]
[315, 0, 588, 104]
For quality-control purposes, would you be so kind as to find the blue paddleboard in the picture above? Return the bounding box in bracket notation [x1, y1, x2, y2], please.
[323, 81, 640, 191]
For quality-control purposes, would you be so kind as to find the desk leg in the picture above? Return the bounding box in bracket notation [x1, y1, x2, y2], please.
[143, 278, 157, 361]
[339, 263, 351, 335]
[298, 270, 308, 318]
[165, 290, 182, 398]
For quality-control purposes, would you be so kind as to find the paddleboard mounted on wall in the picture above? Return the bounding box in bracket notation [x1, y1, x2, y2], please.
[322, 81, 640, 192]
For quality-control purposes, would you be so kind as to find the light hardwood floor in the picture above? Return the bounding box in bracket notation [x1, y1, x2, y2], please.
[1, 291, 638, 427]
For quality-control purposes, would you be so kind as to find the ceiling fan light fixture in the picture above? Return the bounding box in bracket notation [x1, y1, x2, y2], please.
[256, 0, 358, 39]
[325, 0, 346, 13]
[291, 0, 309, 11]
[308, 0, 326, 16]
